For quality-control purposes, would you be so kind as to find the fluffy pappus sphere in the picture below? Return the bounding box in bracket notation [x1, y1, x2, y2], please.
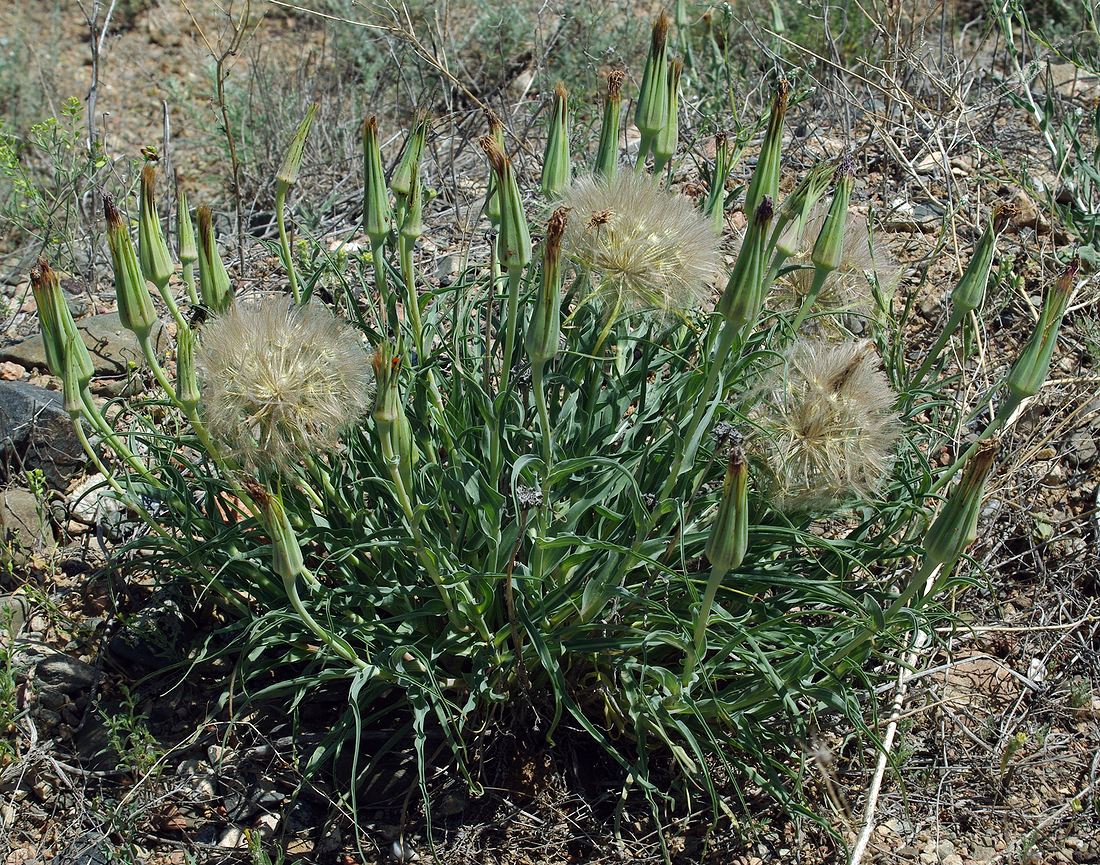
[751, 339, 900, 512]
[560, 173, 721, 313]
[196, 294, 372, 471]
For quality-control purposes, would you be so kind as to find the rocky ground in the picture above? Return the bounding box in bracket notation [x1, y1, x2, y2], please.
[1, 2, 1099, 864]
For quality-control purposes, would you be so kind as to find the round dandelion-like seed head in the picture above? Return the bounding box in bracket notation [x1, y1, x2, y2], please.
[560, 173, 721, 313]
[751, 339, 900, 513]
[196, 294, 372, 472]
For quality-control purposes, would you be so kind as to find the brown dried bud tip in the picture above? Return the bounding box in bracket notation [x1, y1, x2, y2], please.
[652, 12, 671, 51]
[755, 196, 774, 224]
[554, 81, 568, 102]
[197, 204, 214, 239]
[670, 58, 684, 78]
[775, 79, 791, 109]
[607, 69, 626, 99]
[728, 443, 746, 471]
[546, 206, 570, 256]
[484, 109, 504, 136]
[31, 257, 53, 287]
[103, 195, 123, 229]
[141, 163, 157, 197]
[240, 477, 270, 507]
[992, 204, 1012, 235]
[478, 135, 507, 175]
[1061, 256, 1081, 284]
[969, 440, 999, 476]
[715, 131, 728, 148]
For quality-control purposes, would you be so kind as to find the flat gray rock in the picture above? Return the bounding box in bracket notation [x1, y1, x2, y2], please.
[0, 381, 85, 487]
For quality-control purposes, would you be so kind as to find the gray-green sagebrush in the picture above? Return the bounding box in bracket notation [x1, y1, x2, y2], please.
[31, 14, 1078, 846]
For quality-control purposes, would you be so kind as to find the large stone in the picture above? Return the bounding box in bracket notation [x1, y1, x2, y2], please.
[0, 381, 85, 487]
[34, 648, 96, 693]
[0, 487, 55, 563]
[0, 312, 164, 381]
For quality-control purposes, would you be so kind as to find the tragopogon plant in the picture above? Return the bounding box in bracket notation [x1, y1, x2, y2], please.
[36, 15, 1078, 845]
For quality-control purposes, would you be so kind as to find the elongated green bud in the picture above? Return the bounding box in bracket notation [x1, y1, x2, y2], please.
[704, 132, 732, 232]
[540, 82, 571, 199]
[705, 445, 749, 573]
[1005, 258, 1078, 403]
[263, 492, 306, 588]
[634, 13, 671, 140]
[717, 197, 774, 329]
[810, 156, 854, 274]
[526, 207, 567, 365]
[743, 80, 789, 221]
[479, 136, 531, 273]
[400, 168, 424, 242]
[61, 333, 84, 418]
[196, 206, 233, 313]
[176, 186, 197, 264]
[392, 109, 429, 203]
[652, 59, 683, 174]
[362, 116, 393, 246]
[594, 70, 625, 179]
[951, 208, 1008, 314]
[175, 323, 200, 410]
[372, 344, 417, 487]
[484, 110, 506, 228]
[276, 103, 317, 192]
[138, 164, 174, 292]
[923, 441, 997, 567]
[773, 160, 834, 257]
[31, 258, 94, 386]
[105, 196, 158, 340]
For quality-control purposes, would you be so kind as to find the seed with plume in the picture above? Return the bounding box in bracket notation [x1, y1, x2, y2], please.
[751, 339, 899, 512]
[196, 295, 372, 471]
[560, 173, 721, 313]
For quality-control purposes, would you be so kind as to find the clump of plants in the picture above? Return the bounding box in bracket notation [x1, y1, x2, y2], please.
[31, 11, 1079, 848]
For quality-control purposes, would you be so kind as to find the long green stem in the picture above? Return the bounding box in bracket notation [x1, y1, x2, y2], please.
[911, 307, 966, 387]
[79, 390, 157, 485]
[788, 268, 829, 334]
[532, 361, 553, 472]
[371, 237, 391, 333]
[499, 267, 524, 394]
[181, 262, 199, 306]
[930, 399, 1014, 494]
[682, 564, 730, 684]
[275, 186, 300, 303]
[399, 235, 424, 357]
[285, 574, 371, 670]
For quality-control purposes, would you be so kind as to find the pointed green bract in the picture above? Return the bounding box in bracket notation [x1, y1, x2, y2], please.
[773, 160, 834, 257]
[196, 205, 233, 313]
[634, 13, 671, 147]
[923, 442, 997, 567]
[704, 132, 732, 232]
[810, 156, 854, 275]
[138, 164, 174, 292]
[652, 59, 683, 175]
[392, 110, 429, 203]
[540, 83, 571, 199]
[526, 208, 567, 366]
[105, 196, 158, 340]
[480, 136, 531, 274]
[717, 197, 774, 330]
[277, 102, 318, 192]
[743, 81, 789, 221]
[362, 115, 393, 246]
[31, 258, 93, 386]
[1005, 258, 1078, 403]
[484, 111, 506, 228]
[175, 322, 200, 410]
[176, 186, 197, 265]
[705, 446, 749, 574]
[951, 209, 1006, 314]
[594, 70, 625, 179]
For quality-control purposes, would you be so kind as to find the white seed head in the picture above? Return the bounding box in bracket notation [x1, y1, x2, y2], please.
[751, 339, 899, 512]
[196, 294, 372, 471]
[561, 173, 721, 313]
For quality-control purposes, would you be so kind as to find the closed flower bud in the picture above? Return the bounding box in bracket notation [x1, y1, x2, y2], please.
[372, 343, 418, 487]
[810, 156, 854, 275]
[276, 103, 317, 192]
[105, 196, 158, 340]
[196, 206, 233, 313]
[1005, 258, 1078, 403]
[391, 110, 429, 202]
[951, 209, 1004, 314]
[743, 81, 789, 221]
[634, 13, 671, 140]
[717, 197, 773, 329]
[923, 441, 997, 567]
[705, 445, 749, 574]
[594, 69, 625, 179]
[362, 116, 393, 246]
[652, 59, 683, 174]
[526, 207, 568, 365]
[540, 82, 571, 199]
[176, 186, 197, 264]
[61, 334, 85, 417]
[138, 164, 174, 292]
[773, 160, 834, 258]
[31, 258, 94, 386]
[484, 110, 506, 227]
[262, 492, 306, 589]
[479, 136, 531, 274]
[400, 169, 425, 242]
[703, 132, 733, 233]
[175, 322, 200, 410]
